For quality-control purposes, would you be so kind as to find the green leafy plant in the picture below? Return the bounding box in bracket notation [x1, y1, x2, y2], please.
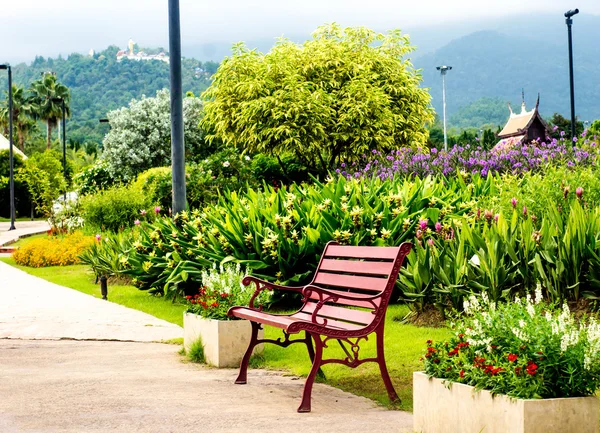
[185, 263, 266, 321]
[424, 291, 600, 399]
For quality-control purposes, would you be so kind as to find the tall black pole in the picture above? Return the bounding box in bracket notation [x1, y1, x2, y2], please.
[565, 9, 579, 141]
[62, 99, 67, 203]
[168, 0, 186, 215]
[7, 66, 15, 231]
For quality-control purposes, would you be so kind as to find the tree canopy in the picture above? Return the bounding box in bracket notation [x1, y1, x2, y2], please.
[202, 24, 433, 174]
[101, 89, 206, 181]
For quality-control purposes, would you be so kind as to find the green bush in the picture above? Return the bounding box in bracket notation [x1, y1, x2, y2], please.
[0, 150, 30, 218]
[80, 185, 153, 232]
[74, 160, 116, 196]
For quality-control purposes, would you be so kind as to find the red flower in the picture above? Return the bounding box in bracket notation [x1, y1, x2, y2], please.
[185, 296, 192, 300]
[458, 333, 465, 339]
[426, 340, 433, 346]
[448, 349, 459, 357]
[459, 369, 465, 378]
[433, 358, 440, 364]
[515, 367, 522, 375]
[446, 367, 452, 372]
[526, 362, 538, 376]
[507, 354, 518, 362]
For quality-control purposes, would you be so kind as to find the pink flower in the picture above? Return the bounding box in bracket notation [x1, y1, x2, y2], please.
[140, 209, 147, 216]
[511, 197, 517, 208]
[576, 187, 584, 198]
[523, 206, 528, 217]
[435, 222, 442, 232]
[427, 238, 435, 247]
[95, 234, 101, 241]
[134, 219, 141, 226]
[494, 214, 499, 222]
[154, 206, 161, 214]
[419, 219, 428, 231]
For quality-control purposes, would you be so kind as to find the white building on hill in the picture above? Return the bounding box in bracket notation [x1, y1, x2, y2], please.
[116, 39, 169, 63]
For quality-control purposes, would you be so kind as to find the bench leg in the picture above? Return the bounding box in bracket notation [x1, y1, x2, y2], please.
[376, 327, 400, 403]
[235, 321, 260, 385]
[298, 333, 323, 413]
[305, 331, 326, 380]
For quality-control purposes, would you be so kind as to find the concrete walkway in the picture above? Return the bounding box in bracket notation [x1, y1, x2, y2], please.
[0, 220, 51, 247]
[0, 261, 415, 433]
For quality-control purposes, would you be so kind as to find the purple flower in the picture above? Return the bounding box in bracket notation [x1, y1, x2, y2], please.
[511, 197, 517, 208]
[419, 219, 428, 231]
[576, 187, 584, 198]
[523, 206, 528, 217]
[154, 206, 161, 214]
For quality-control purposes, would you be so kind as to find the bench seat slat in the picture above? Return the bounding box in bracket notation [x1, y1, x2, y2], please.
[325, 245, 399, 260]
[301, 302, 374, 326]
[229, 307, 363, 332]
[319, 258, 395, 276]
[313, 272, 388, 292]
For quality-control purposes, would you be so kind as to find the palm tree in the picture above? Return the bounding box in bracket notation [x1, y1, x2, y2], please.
[28, 73, 71, 150]
[1, 85, 36, 152]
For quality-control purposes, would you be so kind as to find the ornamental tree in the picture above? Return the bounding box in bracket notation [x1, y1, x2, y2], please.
[101, 89, 206, 181]
[202, 23, 434, 174]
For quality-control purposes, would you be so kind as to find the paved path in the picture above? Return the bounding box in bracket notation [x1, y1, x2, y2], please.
[0, 261, 415, 433]
[0, 220, 51, 247]
[0, 261, 183, 341]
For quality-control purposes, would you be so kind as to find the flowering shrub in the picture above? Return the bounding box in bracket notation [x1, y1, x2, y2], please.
[340, 133, 599, 180]
[423, 291, 600, 399]
[13, 232, 94, 267]
[185, 263, 267, 320]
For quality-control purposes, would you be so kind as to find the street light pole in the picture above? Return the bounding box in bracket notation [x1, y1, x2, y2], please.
[436, 65, 452, 151]
[168, 0, 186, 216]
[565, 8, 579, 141]
[1, 64, 15, 230]
[61, 98, 67, 203]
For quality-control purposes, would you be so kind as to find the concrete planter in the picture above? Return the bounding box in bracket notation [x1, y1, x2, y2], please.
[183, 313, 263, 368]
[413, 372, 598, 433]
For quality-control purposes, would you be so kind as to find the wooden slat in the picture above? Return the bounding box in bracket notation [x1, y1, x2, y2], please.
[301, 302, 374, 326]
[307, 289, 381, 309]
[325, 245, 399, 260]
[319, 258, 395, 276]
[229, 307, 301, 329]
[314, 272, 388, 292]
[291, 312, 364, 331]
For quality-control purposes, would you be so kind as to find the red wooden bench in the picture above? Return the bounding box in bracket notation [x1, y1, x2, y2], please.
[227, 241, 412, 412]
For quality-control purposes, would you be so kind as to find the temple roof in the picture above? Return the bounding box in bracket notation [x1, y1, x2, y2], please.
[497, 96, 548, 139]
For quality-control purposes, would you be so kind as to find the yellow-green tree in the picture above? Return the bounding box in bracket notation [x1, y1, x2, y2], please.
[202, 24, 433, 174]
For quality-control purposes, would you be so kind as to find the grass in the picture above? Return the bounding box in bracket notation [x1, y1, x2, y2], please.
[0, 259, 450, 411]
[9, 232, 49, 247]
[0, 217, 43, 223]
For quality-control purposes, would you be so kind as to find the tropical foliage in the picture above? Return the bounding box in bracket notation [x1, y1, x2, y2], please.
[202, 24, 434, 175]
[28, 73, 71, 150]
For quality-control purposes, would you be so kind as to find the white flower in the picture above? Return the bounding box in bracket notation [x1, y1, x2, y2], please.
[223, 161, 230, 167]
[244, 155, 251, 161]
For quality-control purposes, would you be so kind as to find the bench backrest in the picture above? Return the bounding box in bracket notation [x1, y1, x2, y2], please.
[303, 242, 412, 328]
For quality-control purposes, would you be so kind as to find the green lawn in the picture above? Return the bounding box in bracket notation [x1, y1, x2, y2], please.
[0, 258, 449, 411]
[8, 233, 49, 247]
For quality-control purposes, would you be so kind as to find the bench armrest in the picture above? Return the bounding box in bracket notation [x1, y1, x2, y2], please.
[242, 275, 304, 310]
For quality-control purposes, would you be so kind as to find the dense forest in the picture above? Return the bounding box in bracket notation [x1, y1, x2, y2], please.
[0, 46, 216, 146]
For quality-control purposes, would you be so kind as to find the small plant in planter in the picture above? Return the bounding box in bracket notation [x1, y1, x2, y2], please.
[183, 263, 267, 368]
[414, 289, 600, 433]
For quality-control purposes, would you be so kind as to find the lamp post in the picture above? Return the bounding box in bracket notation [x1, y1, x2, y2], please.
[565, 8, 579, 141]
[0, 64, 15, 231]
[168, 0, 186, 216]
[436, 65, 452, 151]
[52, 97, 67, 203]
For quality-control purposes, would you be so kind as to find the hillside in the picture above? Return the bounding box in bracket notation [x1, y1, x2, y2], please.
[0, 46, 216, 145]
[415, 27, 600, 127]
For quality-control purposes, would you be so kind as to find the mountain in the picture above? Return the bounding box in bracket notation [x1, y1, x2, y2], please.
[0, 46, 215, 146]
[414, 14, 600, 127]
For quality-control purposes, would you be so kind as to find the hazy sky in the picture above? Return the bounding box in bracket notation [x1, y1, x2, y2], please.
[2, 0, 599, 63]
